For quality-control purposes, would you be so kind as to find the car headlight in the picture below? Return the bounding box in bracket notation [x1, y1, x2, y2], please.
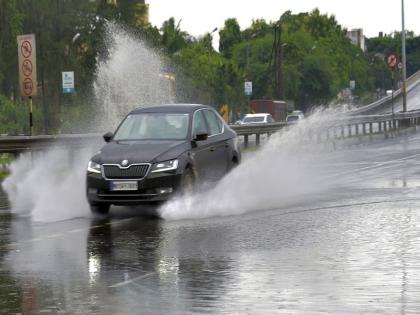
[87, 160, 102, 174]
[151, 159, 178, 173]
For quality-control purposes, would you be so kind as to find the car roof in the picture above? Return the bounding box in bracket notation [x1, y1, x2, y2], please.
[129, 104, 212, 115]
[244, 113, 270, 117]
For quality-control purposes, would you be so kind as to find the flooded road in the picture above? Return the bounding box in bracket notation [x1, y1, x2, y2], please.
[2, 133, 420, 314]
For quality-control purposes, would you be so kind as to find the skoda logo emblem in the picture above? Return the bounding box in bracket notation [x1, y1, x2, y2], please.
[121, 160, 129, 167]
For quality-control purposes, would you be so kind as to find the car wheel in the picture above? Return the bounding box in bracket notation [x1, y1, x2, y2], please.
[230, 157, 239, 171]
[90, 203, 110, 215]
[178, 168, 194, 196]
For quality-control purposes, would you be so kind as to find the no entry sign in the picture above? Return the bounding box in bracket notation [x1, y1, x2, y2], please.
[17, 34, 37, 97]
[386, 52, 399, 70]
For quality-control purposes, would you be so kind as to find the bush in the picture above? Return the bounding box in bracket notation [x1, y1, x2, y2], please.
[0, 95, 28, 135]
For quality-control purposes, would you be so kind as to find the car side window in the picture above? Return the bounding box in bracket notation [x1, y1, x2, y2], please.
[192, 110, 209, 137]
[203, 110, 223, 136]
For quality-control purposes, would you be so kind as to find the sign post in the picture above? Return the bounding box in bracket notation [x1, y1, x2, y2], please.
[386, 52, 399, 127]
[17, 34, 37, 135]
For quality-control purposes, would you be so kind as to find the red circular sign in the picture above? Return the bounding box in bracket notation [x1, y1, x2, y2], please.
[386, 52, 399, 69]
[22, 78, 33, 96]
[21, 41, 32, 58]
[22, 59, 33, 77]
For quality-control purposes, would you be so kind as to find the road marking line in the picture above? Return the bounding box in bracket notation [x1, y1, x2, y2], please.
[108, 272, 156, 288]
[0, 217, 135, 250]
[331, 152, 420, 178]
[249, 197, 420, 220]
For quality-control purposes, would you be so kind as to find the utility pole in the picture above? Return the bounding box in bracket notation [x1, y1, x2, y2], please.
[401, 0, 408, 112]
[272, 21, 284, 100]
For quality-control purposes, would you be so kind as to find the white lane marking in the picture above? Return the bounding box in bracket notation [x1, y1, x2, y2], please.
[330, 152, 420, 178]
[0, 217, 135, 249]
[108, 272, 156, 288]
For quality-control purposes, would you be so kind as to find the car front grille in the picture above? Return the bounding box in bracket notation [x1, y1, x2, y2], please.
[103, 164, 150, 179]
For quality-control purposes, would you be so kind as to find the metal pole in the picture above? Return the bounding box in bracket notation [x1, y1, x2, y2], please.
[392, 70, 395, 128]
[401, 0, 408, 112]
[29, 96, 33, 135]
[391, 71, 394, 115]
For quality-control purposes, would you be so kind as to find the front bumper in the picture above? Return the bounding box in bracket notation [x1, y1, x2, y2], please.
[86, 171, 182, 205]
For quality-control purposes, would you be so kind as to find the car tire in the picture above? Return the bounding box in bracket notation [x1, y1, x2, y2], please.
[178, 168, 194, 196]
[230, 157, 239, 171]
[90, 203, 110, 215]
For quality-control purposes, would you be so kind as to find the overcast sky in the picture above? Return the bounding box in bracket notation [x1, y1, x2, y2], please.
[148, 0, 420, 43]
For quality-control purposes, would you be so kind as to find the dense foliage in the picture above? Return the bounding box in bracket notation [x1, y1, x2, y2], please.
[0, 1, 418, 134]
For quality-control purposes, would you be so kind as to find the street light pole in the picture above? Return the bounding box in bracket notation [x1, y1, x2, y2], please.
[401, 0, 408, 112]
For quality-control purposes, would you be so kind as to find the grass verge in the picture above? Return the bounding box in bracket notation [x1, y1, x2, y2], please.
[0, 172, 9, 180]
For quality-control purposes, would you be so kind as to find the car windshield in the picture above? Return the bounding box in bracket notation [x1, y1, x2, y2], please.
[287, 115, 299, 122]
[113, 113, 190, 140]
[242, 116, 265, 123]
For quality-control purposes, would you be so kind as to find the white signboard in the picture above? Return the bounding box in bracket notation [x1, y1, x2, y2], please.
[62, 71, 75, 93]
[17, 34, 37, 97]
[244, 81, 252, 96]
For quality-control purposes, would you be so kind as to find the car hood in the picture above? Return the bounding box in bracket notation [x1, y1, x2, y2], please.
[94, 140, 189, 164]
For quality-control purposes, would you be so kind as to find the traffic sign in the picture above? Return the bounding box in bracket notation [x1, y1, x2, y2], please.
[62, 71, 75, 93]
[17, 34, 37, 96]
[386, 52, 399, 70]
[244, 81, 252, 96]
[219, 104, 229, 122]
[21, 41, 32, 58]
[22, 60, 33, 77]
[23, 78, 34, 96]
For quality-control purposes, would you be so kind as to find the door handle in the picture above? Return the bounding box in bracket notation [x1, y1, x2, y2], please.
[210, 147, 215, 152]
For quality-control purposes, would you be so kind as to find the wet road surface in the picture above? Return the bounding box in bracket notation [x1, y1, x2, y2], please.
[2, 133, 420, 314]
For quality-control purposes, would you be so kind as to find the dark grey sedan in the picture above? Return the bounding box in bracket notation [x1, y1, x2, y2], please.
[86, 104, 241, 214]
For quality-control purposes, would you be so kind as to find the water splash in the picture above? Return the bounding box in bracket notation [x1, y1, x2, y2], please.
[2, 23, 172, 222]
[2, 147, 97, 222]
[159, 109, 342, 221]
[94, 22, 173, 131]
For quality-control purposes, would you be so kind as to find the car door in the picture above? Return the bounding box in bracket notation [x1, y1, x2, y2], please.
[202, 109, 230, 179]
[191, 109, 213, 182]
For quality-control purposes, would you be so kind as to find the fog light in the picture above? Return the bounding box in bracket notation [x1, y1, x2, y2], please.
[88, 188, 98, 194]
[157, 187, 173, 194]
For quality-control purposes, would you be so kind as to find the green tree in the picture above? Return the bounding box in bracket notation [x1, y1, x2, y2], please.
[0, 0, 23, 99]
[219, 18, 241, 59]
[160, 17, 190, 55]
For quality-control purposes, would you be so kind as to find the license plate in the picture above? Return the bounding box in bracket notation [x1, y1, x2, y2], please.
[110, 181, 138, 191]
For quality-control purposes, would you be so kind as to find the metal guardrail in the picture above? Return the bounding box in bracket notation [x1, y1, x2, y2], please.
[348, 70, 420, 115]
[1, 110, 420, 153]
[0, 133, 102, 154]
[231, 123, 286, 147]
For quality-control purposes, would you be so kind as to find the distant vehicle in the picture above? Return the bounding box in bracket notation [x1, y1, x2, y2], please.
[291, 110, 304, 118]
[286, 112, 304, 124]
[86, 104, 241, 215]
[240, 113, 274, 125]
[249, 99, 288, 122]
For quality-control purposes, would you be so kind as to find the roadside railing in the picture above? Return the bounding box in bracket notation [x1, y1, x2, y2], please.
[231, 123, 286, 147]
[0, 133, 101, 154]
[348, 70, 420, 115]
[2, 109, 420, 154]
[322, 110, 420, 140]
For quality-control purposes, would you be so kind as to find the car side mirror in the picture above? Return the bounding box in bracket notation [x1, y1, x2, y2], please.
[103, 132, 113, 143]
[194, 133, 208, 141]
